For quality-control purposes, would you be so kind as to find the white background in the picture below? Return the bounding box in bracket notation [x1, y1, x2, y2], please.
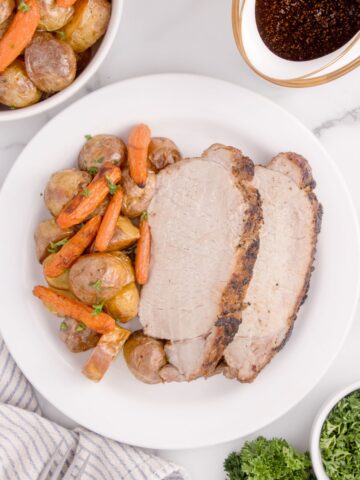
[1, 1, 360, 479]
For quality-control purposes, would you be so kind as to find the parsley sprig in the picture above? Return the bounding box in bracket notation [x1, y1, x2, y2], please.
[91, 300, 105, 316]
[106, 176, 118, 195]
[89, 279, 102, 292]
[75, 322, 87, 332]
[18, 1, 31, 13]
[48, 237, 69, 253]
[80, 187, 90, 197]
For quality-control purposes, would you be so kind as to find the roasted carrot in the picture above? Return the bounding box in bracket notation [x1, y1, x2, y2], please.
[95, 187, 123, 252]
[56, 162, 121, 229]
[135, 212, 151, 285]
[127, 124, 151, 188]
[33, 285, 115, 334]
[0, 0, 40, 73]
[82, 325, 130, 382]
[56, 0, 77, 6]
[44, 215, 101, 278]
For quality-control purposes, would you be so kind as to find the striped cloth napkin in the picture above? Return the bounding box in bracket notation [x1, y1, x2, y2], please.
[0, 336, 187, 480]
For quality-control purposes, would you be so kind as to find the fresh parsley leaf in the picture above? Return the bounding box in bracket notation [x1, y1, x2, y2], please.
[91, 300, 105, 316]
[60, 321, 68, 331]
[84, 134, 92, 141]
[48, 237, 69, 253]
[80, 187, 90, 197]
[56, 30, 66, 40]
[87, 167, 98, 176]
[75, 322, 86, 332]
[320, 390, 360, 480]
[140, 211, 148, 222]
[106, 176, 118, 195]
[95, 156, 105, 164]
[89, 279, 102, 292]
[17, 1, 31, 13]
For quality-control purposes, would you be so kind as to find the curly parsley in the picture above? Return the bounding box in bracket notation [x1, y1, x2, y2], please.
[48, 237, 69, 253]
[18, 1, 31, 13]
[91, 300, 105, 316]
[106, 176, 118, 195]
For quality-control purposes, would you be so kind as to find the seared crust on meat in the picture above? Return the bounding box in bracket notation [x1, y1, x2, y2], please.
[268, 152, 316, 189]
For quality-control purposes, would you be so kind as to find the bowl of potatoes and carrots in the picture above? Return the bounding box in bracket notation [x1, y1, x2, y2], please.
[33, 125, 182, 382]
[0, 0, 122, 120]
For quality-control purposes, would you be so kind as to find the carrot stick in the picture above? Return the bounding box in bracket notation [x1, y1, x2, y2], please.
[56, 0, 77, 6]
[44, 215, 101, 278]
[33, 286, 115, 334]
[0, 0, 40, 73]
[135, 212, 151, 285]
[127, 124, 151, 188]
[82, 325, 130, 382]
[56, 162, 121, 229]
[95, 187, 123, 252]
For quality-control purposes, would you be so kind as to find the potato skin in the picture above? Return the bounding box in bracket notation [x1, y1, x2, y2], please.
[148, 137, 181, 172]
[59, 317, 100, 353]
[37, 0, 74, 31]
[63, 0, 111, 53]
[34, 218, 73, 263]
[44, 168, 91, 217]
[25, 32, 77, 93]
[69, 252, 134, 305]
[0, 60, 41, 108]
[0, 0, 14, 25]
[105, 216, 140, 252]
[124, 332, 167, 384]
[105, 282, 139, 323]
[78, 134, 127, 171]
[121, 168, 156, 218]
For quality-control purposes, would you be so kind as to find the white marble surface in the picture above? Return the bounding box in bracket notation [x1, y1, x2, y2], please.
[1, 1, 360, 479]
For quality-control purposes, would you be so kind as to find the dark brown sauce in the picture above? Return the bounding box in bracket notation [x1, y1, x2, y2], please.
[255, 0, 360, 61]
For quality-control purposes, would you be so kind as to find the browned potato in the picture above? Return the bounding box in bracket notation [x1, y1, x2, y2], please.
[104, 216, 140, 252]
[43, 254, 70, 290]
[63, 0, 111, 53]
[59, 317, 100, 352]
[44, 168, 91, 217]
[0, 14, 13, 40]
[148, 137, 182, 172]
[105, 282, 139, 322]
[78, 134, 127, 172]
[0, 0, 14, 24]
[75, 48, 92, 75]
[121, 168, 156, 218]
[69, 252, 134, 305]
[34, 218, 73, 263]
[38, 0, 74, 31]
[124, 332, 167, 384]
[25, 32, 77, 93]
[0, 60, 41, 108]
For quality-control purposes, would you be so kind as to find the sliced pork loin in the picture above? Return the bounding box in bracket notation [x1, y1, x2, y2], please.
[224, 152, 322, 382]
[138, 144, 262, 381]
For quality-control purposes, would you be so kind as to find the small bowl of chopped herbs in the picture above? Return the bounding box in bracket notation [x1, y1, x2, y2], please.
[310, 381, 360, 480]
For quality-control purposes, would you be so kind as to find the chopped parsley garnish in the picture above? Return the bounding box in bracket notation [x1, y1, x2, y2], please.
[56, 31, 66, 40]
[80, 187, 90, 197]
[89, 279, 102, 292]
[60, 321, 68, 331]
[17, 1, 31, 13]
[95, 156, 105, 164]
[84, 134, 92, 141]
[140, 211, 148, 222]
[48, 237, 69, 253]
[106, 176, 118, 195]
[75, 322, 86, 332]
[91, 300, 105, 316]
[87, 167, 98, 177]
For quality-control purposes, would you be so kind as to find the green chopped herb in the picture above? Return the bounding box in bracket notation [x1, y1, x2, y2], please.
[89, 279, 102, 292]
[106, 176, 118, 195]
[320, 390, 360, 480]
[224, 437, 314, 480]
[140, 211, 148, 222]
[17, 1, 31, 13]
[60, 321, 68, 331]
[95, 156, 105, 164]
[80, 187, 90, 197]
[48, 237, 69, 253]
[88, 167, 98, 176]
[56, 31, 66, 40]
[84, 134, 92, 141]
[75, 322, 86, 332]
[91, 300, 105, 316]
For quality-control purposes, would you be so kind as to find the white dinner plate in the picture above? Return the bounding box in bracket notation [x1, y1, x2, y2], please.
[0, 74, 359, 449]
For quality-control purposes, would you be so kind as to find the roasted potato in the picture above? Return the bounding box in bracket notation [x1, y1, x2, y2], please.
[25, 32, 77, 93]
[34, 218, 73, 263]
[78, 134, 127, 172]
[37, 0, 74, 31]
[69, 252, 134, 305]
[75, 48, 92, 75]
[148, 137, 181, 172]
[0, 0, 14, 25]
[104, 216, 140, 252]
[109, 251, 135, 284]
[124, 332, 167, 384]
[59, 317, 100, 353]
[105, 282, 139, 323]
[121, 168, 156, 218]
[44, 168, 91, 217]
[63, 0, 111, 53]
[0, 60, 42, 108]
[43, 254, 71, 290]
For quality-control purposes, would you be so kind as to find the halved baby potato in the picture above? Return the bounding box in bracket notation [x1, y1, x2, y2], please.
[34, 218, 73, 263]
[43, 254, 71, 290]
[0, 60, 42, 108]
[37, 0, 74, 31]
[78, 134, 127, 172]
[104, 216, 140, 252]
[105, 282, 139, 323]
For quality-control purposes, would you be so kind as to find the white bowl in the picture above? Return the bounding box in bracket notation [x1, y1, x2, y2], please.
[0, 0, 123, 122]
[310, 380, 360, 479]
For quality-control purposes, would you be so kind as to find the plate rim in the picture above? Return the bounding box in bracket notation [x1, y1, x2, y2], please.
[1, 73, 360, 449]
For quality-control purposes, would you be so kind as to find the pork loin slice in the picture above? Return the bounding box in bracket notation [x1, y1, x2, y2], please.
[138, 144, 262, 380]
[224, 152, 322, 382]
